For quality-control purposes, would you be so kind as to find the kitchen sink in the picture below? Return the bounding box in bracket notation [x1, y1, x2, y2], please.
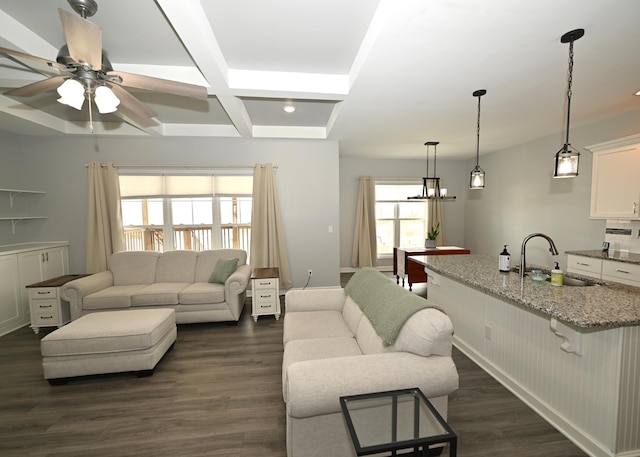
[549, 276, 598, 287]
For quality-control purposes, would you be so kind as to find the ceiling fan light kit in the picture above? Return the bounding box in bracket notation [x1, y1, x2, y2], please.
[0, 0, 207, 133]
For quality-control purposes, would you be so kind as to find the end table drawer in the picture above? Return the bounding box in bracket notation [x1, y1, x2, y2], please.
[29, 288, 58, 299]
[33, 300, 59, 313]
[32, 312, 59, 325]
[254, 278, 277, 289]
[255, 301, 277, 313]
[255, 291, 277, 303]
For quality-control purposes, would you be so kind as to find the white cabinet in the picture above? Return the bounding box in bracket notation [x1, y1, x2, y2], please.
[0, 243, 69, 335]
[18, 245, 69, 319]
[0, 254, 21, 337]
[251, 267, 281, 322]
[568, 254, 640, 287]
[567, 254, 602, 279]
[601, 260, 640, 287]
[588, 137, 640, 219]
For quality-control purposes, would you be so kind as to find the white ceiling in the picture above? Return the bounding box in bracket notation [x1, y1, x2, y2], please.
[1, 0, 639, 159]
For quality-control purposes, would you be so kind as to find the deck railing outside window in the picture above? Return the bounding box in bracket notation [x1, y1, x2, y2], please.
[124, 226, 250, 254]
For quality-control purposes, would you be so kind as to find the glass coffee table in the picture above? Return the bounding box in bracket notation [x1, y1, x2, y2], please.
[340, 388, 457, 456]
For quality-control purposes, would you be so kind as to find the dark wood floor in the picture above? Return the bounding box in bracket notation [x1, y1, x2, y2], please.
[0, 286, 587, 457]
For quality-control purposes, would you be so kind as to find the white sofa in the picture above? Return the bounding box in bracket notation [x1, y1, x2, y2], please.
[61, 249, 251, 324]
[282, 267, 459, 457]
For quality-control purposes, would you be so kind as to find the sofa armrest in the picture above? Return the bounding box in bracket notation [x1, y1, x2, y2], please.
[224, 264, 252, 320]
[285, 352, 458, 418]
[61, 271, 114, 320]
[285, 288, 346, 312]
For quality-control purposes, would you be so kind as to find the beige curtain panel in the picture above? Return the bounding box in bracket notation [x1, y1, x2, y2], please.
[250, 163, 293, 289]
[85, 162, 125, 273]
[351, 176, 377, 267]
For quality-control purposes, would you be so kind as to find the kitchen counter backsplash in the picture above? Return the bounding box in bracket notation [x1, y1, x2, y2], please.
[604, 220, 640, 254]
[565, 250, 640, 265]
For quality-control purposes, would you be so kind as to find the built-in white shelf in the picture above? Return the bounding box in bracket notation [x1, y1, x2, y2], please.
[1, 188, 47, 233]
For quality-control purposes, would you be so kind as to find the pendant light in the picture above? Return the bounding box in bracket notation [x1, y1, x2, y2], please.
[470, 89, 486, 189]
[408, 141, 456, 200]
[553, 28, 584, 178]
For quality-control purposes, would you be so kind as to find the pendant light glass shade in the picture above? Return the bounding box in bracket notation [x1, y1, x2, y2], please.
[470, 89, 486, 189]
[553, 28, 584, 178]
[94, 85, 120, 114]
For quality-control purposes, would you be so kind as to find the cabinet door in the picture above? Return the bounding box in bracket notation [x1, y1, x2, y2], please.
[0, 254, 22, 336]
[590, 145, 640, 219]
[43, 246, 69, 279]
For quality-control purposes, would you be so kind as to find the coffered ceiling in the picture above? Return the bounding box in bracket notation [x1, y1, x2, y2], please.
[1, 0, 639, 159]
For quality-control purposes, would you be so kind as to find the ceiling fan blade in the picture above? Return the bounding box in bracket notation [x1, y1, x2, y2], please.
[109, 84, 158, 119]
[109, 71, 208, 100]
[4, 76, 67, 97]
[58, 8, 103, 70]
[0, 46, 68, 73]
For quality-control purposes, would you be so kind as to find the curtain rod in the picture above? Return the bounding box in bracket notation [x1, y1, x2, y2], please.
[84, 163, 277, 169]
[357, 177, 420, 182]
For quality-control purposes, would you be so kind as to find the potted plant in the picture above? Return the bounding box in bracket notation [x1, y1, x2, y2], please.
[425, 222, 440, 248]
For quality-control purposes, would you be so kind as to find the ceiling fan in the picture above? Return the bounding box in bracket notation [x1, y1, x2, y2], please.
[0, 0, 208, 130]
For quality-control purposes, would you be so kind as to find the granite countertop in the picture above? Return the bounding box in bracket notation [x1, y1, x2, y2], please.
[414, 254, 640, 330]
[565, 250, 640, 265]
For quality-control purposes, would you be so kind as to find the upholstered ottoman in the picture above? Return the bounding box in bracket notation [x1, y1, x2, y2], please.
[41, 309, 177, 385]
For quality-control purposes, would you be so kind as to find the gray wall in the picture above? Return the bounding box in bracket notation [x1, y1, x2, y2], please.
[0, 135, 341, 288]
[339, 157, 467, 270]
[462, 109, 640, 270]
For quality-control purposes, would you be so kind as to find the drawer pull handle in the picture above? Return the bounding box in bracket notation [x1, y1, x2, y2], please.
[258, 281, 271, 285]
[39, 304, 52, 309]
[576, 262, 590, 266]
[37, 291, 51, 295]
[260, 305, 271, 308]
[41, 316, 53, 320]
[259, 294, 272, 298]
[615, 269, 630, 274]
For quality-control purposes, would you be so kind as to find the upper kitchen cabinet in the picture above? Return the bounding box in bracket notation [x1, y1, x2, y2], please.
[588, 134, 640, 219]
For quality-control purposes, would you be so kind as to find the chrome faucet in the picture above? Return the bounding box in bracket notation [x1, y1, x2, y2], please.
[519, 233, 559, 279]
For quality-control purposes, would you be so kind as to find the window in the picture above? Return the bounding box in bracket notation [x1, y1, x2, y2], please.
[375, 183, 427, 256]
[119, 173, 252, 256]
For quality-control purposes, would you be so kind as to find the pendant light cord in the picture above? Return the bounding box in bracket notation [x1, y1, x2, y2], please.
[564, 40, 575, 148]
[476, 95, 481, 166]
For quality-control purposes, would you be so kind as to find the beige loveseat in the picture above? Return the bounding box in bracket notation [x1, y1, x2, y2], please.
[282, 267, 459, 457]
[61, 249, 251, 324]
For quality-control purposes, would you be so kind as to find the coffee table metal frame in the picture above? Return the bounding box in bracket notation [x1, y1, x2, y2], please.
[340, 387, 457, 457]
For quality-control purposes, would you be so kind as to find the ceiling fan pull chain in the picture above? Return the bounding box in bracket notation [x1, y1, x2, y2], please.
[87, 90, 94, 133]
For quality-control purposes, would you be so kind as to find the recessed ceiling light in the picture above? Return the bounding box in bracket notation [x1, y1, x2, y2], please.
[283, 105, 296, 113]
[635, 90, 640, 96]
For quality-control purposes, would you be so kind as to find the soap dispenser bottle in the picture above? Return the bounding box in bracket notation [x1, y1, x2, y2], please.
[499, 245, 510, 272]
[551, 262, 563, 286]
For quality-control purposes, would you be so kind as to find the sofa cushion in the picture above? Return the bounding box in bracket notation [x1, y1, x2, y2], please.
[282, 337, 362, 401]
[283, 310, 353, 345]
[155, 250, 197, 283]
[179, 282, 226, 305]
[83, 285, 148, 309]
[195, 249, 247, 283]
[109, 251, 160, 286]
[208, 257, 238, 284]
[342, 295, 363, 335]
[132, 283, 191, 306]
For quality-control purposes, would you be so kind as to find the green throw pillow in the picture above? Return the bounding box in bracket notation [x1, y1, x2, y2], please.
[208, 258, 239, 284]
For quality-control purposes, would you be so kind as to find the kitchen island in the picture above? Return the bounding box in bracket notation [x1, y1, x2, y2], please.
[413, 254, 640, 457]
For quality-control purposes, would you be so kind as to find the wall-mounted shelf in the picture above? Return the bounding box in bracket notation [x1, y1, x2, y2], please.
[0, 188, 47, 234]
[0, 188, 46, 207]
